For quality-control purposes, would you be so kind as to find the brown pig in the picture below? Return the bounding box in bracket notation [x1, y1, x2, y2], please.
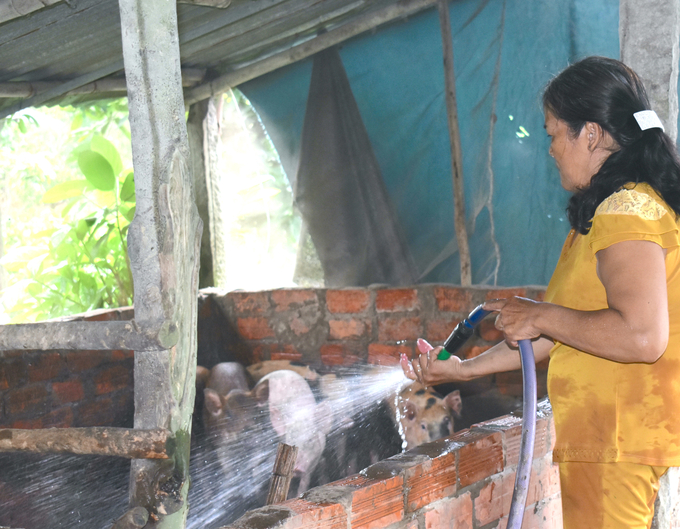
[388, 382, 462, 449]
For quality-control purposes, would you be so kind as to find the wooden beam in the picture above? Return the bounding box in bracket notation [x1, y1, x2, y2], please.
[0, 0, 63, 25]
[0, 320, 177, 352]
[184, 0, 438, 106]
[0, 427, 172, 459]
[437, 0, 472, 286]
[0, 70, 205, 99]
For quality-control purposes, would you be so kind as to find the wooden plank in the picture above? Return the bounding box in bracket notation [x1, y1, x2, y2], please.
[0, 427, 171, 459]
[0, 320, 175, 352]
[437, 0, 471, 286]
[266, 443, 298, 505]
[184, 0, 438, 105]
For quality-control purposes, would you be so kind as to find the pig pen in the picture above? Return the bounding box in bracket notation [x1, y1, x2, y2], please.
[0, 285, 562, 529]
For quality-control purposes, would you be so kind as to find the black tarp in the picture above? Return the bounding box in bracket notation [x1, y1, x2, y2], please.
[295, 47, 418, 287]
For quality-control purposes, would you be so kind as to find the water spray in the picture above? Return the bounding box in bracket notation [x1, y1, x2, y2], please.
[438, 305, 536, 529]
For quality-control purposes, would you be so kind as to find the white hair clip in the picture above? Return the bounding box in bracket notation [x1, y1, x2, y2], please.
[634, 110, 664, 131]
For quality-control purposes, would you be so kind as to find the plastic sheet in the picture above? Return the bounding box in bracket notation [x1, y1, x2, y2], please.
[241, 0, 619, 287]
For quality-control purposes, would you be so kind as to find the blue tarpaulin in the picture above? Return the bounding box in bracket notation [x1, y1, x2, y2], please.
[240, 0, 620, 287]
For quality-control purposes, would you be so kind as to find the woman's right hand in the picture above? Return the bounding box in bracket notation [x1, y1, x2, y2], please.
[400, 338, 467, 386]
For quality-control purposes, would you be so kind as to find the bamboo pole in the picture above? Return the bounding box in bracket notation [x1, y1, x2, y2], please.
[0, 427, 172, 459]
[184, 0, 438, 106]
[266, 443, 298, 505]
[437, 0, 472, 286]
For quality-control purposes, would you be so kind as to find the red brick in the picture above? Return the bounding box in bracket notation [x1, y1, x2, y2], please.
[0, 360, 25, 390]
[376, 289, 418, 312]
[271, 289, 317, 312]
[433, 287, 472, 313]
[496, 371, 524, 397]
[237, 317, 275, 340]
[76, 397, 115, 427]
[230, 291, 270, 314]
[320, 344, 361, 366]
[425, 318, 458, 342]
[405, 452, 457, 512]
[94, 365, 132, 395]
[532, 289, 547, 302]
[326, 290, 371, 314]
[478, 318, 504, 342]
[28, 352, 66, 382]
[6, 384, 49, 415]
[504, 492, 562, 529]
[41, 407, 74, 428]
[65, 351, 106, 373]
[111, 350, 134, 361]
[368, 343, 413, 366]
[249, 345, 268, 363]
[470, 414, 523, 463]
[290, 316, 311, 336]
[52, 380, 84, 403]
[329, 319, 369, 340]
[277, 498, 348, 529]
[484, 288, 527, 301]
[456, 429, 504, 487]
[475, 472, 514, 525]
[424, 492, 473, 529]
[330, 474, 404, 529]
[378, 317, 422, 342]
[270, 345, 302, 362]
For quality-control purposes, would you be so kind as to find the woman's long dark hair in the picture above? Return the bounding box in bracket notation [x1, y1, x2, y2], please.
[543, 56, 680, 234]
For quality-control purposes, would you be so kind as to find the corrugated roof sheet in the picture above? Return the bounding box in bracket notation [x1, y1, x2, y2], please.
[0, 0, 436, 118]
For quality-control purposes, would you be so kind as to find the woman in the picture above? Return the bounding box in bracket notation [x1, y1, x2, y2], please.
[401, 56, 680, 529]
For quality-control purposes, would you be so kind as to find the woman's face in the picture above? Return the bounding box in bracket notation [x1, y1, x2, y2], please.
[544, 111, 596, 192]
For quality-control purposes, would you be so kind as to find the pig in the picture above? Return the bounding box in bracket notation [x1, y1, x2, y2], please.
[254, 370, 333, 495]
[388, 382, 462, 450]
[200, 362, 253, 439]
[246, 360, 319, 385]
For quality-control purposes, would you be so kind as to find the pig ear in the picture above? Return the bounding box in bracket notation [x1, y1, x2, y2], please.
[402, 401, 418, 422]
[254, 380, 269, 405]
[204, 388, 223, 417]
[445, 390, 463, 419]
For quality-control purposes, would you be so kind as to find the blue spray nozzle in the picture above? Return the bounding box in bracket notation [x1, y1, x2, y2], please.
[437, 304, 491, 360]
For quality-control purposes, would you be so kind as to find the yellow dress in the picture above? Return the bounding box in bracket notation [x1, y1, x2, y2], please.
[545, 182, 680, 465]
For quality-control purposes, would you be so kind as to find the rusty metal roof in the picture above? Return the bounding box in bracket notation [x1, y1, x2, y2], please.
[0, 0, 437, 118]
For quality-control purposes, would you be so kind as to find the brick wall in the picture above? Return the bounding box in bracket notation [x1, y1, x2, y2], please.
[200, 285, 548, 398]
[224, 399, 561, 529]
[0, 285, 560, 528]
[0, 307, 135, 428]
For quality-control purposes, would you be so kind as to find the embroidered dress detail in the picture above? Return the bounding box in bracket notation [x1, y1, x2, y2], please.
[594, 188, 668, 221]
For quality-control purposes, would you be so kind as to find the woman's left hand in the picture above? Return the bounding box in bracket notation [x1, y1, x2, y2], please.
[483, 297, 543, 347]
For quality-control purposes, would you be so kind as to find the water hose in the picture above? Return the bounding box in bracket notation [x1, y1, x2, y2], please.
[438, 305, 536, 529]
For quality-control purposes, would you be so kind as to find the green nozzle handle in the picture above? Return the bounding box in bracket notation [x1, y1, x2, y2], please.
[437, 349, 451, 361]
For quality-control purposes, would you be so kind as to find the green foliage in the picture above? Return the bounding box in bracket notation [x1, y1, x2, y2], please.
[0, 102, 134, 323]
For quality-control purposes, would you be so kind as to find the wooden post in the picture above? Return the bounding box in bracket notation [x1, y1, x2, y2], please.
[266, 443, 299, 505]
[437, 0, 472, 286]
[118, 0, 202, 527]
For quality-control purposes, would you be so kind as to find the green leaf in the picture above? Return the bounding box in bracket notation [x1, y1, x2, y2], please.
[120, 172, 135, 203]
[17, 119, 27, 133]
[42, 180, 89, 204]
[71, 113, 83, 131]
[122, 206, 135, 222]
[78, 150, 115, 191]
[91, 134, 123, 176]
